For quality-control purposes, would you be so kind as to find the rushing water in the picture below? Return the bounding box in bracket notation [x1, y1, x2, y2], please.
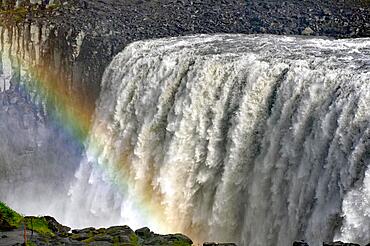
[63, 35, 370, 245]
[0, 22, 92, 220]
[0, 32, 369, 245]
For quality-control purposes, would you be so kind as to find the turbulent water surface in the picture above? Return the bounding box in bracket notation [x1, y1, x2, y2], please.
[1, 34, 370, 246]
[66, 35, 370, 245]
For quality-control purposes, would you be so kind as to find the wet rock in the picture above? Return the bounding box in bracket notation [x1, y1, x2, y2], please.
[71, 227, 96, 234]
[106, 225, 134, 237]
[116, 235, 131, 243]
[43, 216, 70, 236]
[0, 220, 15, 231]
[89, 242, 111, 246]
[163, 233, 193, 244]
[0, 214, 16, 231]
[302, 27, 314, 35]
[323, 242, 360, 246]
[93, 234, 114, 243]
[293, 241, 309, 246]
[135, 227, 151, 238]
[135, 228, 193, 246]
[69, 232, 90, 241]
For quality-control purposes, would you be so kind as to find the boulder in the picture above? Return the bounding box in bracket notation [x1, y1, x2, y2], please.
[106, 225, 134, 237]
[0, 219, 15, 231]
[135, 227, 152, 238]
[164, 233, 193, 244]
[293, 241, 309, 246]
[323, 242, 360, 246]
[0, 214, 16, 231]
[93, 234, 114, 243]
[72, 227, 96, 234]
[43, 216, 70, 236]
[117, 235, 131, 243]
[302, 27, 314, 35]
[70, 232, 90, 241]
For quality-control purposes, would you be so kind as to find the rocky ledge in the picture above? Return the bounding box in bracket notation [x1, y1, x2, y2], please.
[1, 202, 369, 246]
[294, 241, 370, 246]
[1, 0, 370, 110]
[0, 201, 237, 246]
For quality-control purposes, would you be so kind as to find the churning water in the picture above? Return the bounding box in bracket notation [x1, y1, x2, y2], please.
[66, 35, 370, 245]
[1, 33, 370, 245]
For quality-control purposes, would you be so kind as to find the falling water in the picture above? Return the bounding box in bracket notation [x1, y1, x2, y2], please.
[65, 35, 370, 245]
[0, 22, 88, 221]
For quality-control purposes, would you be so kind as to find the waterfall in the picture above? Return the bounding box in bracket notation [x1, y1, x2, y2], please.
[67, 34, 370, 245]
[0, 22, 85, 221]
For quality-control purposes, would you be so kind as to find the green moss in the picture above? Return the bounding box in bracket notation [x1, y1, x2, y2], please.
[25, 216, 55, 237]
[81, 237, 95, 243]
[0, 7, 28, 22]
[26, 241, 37, 246]
[172, 240, 192, 246]
[47, 3, 61, 10]
[130, 233, 140, 246]
[0, 201, 23, 227]
[113, 236, 121, 245]
[0, 7, 27, 15]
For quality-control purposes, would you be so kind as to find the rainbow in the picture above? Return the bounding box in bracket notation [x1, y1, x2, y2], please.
[0, 24, 171, 234]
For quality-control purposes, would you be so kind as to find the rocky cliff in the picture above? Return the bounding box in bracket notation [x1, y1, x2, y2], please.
[1, 0, 369, 107]
[0, 201, 236, 245]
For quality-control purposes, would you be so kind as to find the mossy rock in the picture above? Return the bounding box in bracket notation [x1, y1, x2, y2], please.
[135, 227, 151, 239]
[24, 216, 55, 237]
[0, 217, 16, 231]
[70, 232, 91, 241]
[72, 227, 97, 234]
[0, 201, 23, 230]
[107, 225, 134, 236]
[130, 233, 141, 246]
[43, 216, 70, 236]
[0, 201, 194, 246]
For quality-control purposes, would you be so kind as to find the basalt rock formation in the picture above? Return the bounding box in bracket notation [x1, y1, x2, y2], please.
[2, 202, 370, 246]
[1, 0, 369, 105]
[0, 201, 195, 246]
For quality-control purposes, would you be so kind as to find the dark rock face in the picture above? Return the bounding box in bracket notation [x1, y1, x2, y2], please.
[135, 227, 193, 245]
[1, 220, 194, 246]
[0, 217, 15, 231]
[64, 226, 193, 246]
[323, 242, 361, 246]
[0, 203, 194, 245]
[43, 216, 71, 236]
[52, 0, 370, 101]
[0, 19, 89, 217]
[135, 227, 151, 238]
[293, 241, 309, 246]
[106, 225, 134, 237]
[2, 0, 368, 107]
